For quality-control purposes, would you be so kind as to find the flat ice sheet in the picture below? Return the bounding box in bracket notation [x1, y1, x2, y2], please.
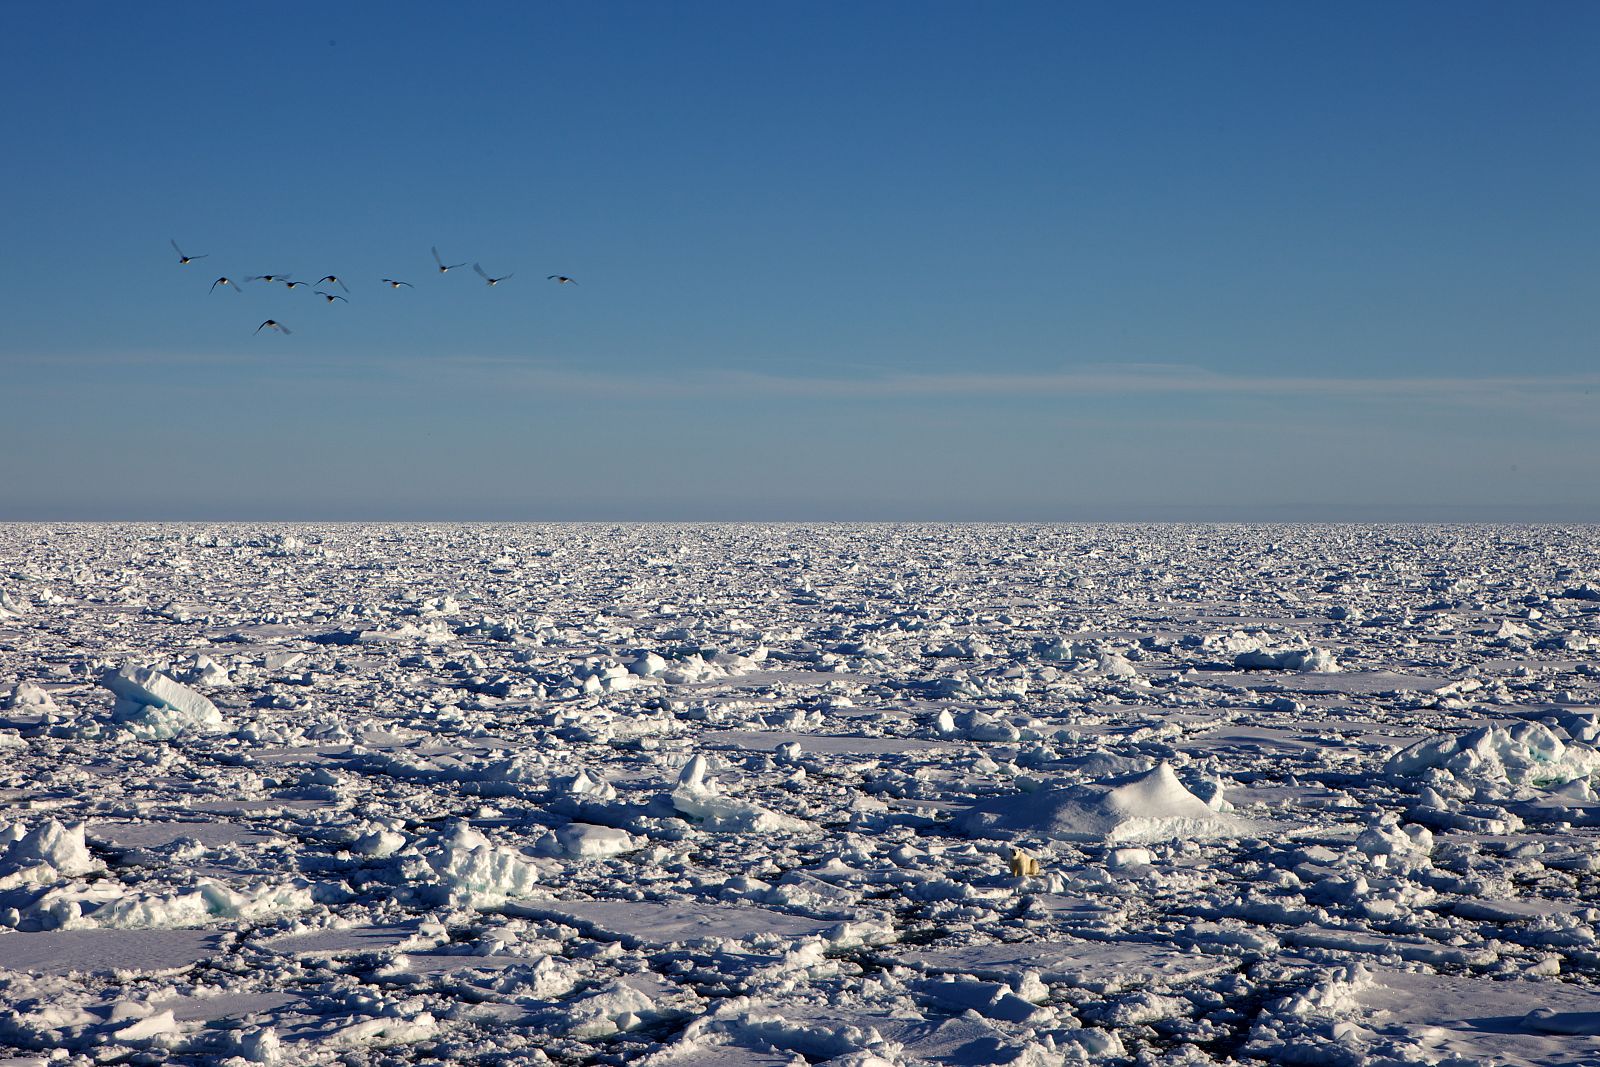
[88, 820, 282, 849]
[1354, 969, 1600, 1067]
[902, 939, 1235, 991]
[265, 925, 420, 958]
[706, 729, 954, 755]
[0, 929, 222, 975]
[518, 899, 852, 947]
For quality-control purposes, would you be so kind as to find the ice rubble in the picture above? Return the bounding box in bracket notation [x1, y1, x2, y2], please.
[59, 879, 320, 931]
[2, 522, 1600, 1064]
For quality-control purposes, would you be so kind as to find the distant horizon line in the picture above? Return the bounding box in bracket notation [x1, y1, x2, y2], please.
[1, 514, 1596, 526]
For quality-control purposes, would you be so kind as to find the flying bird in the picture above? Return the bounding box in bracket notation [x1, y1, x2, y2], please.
[547, 275, 578, 285]
[281, 279, 312, 290]
[316, 275, 349, 292]
[315, 291, 348, 303]
[210, 277, 242, 293]
[171, 240, 208, 265]
[249, 273, 292, 284]
[432, 246, 465, 274]
[474, 263, 513, 286]
[256, 320, 291, 335]
[380, 278, 414, 288]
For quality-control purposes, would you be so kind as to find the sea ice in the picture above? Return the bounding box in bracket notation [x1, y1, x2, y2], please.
[0, 522, 1597, 1064]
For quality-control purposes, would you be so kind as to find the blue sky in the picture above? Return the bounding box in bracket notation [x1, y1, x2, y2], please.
[2, 3, 1595, 519]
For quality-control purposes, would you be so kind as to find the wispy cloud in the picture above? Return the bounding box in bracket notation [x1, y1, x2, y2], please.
[419, 356, 1600, 409]
[11, 349, 1598, 411]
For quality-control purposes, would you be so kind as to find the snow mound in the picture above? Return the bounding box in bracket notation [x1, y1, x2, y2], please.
[957, 762, 1246, 843]
[1386, 722, 1600, 788]
[553, 822, 636, 858]
[934, 707, 1022, 742]
[99, 665, 225, 739]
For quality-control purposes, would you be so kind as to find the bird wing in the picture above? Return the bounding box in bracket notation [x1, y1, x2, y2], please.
[256, 321, 270, 333]
[279, 323, 291, 334]
[171, 239, 183, 255]
[474, 263, 489, 280]
[433, 246, 445, 267]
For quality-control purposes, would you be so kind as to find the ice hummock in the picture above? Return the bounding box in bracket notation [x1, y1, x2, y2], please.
[1386, 722, 1600, 789]
[957, 762, 1245, 842]
[420, 824, 542, 907]
[670, 754, 811, 833]
[1233, 646, 1340, 672]
[4, 680, 57, 712]
[99, 664, 226, 738]
[0, 819, 98, 882]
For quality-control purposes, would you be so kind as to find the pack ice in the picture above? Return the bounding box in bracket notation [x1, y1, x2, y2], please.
[0, 522, 1596, 1065]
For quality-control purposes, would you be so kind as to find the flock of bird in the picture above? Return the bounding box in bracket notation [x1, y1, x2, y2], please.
[172, 239, 576, 336]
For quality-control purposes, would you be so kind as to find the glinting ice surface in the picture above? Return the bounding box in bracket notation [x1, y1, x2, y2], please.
[0, 522, 1598, 1064]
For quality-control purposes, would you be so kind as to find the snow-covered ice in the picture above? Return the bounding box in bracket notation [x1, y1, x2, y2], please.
[0, 521, 1598, 1064]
